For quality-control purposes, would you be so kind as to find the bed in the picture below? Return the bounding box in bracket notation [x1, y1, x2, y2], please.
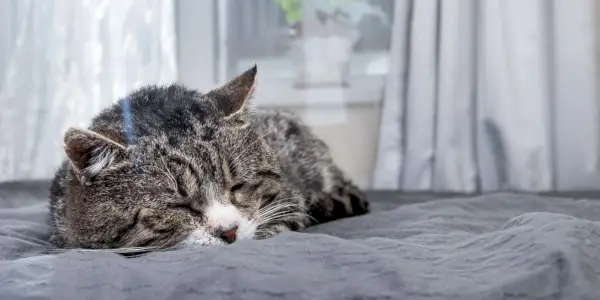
[0, 180, 599, 299]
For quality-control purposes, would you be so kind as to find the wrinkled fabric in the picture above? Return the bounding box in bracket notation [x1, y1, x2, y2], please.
[0, 183, 599, 299]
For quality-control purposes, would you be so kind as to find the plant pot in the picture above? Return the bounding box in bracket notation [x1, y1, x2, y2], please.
[290, 35, 354, 88]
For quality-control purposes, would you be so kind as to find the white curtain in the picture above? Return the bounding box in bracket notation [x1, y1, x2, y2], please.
[0, 0, 177, 182]
[373, 0, 600, 192]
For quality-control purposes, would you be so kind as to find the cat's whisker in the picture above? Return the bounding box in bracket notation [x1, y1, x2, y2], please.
[256, 199, 306, 218]
[261, 211, 309, 222]
[43, 246, 162, 255]
[257, 201, 301, 213]
[158, 156, 177, 189]
[229, 136, 271, 175]
[114, 246, 164, 255]
[256, 203, 317, 225]
[258, 197, 305, 210]
[257, 210, 304, 223]
[256, 205, 302, 217]
[256, 211, 312, 227]
[231, 131, 272, 163]
[125, 240, 174, 258]
[256, 203, 302, 220]
[227, 129, 255, 171]
[146, 165, 176, 190]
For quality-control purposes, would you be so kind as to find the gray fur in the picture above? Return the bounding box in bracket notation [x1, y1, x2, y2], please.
[48, 66, 369, 250]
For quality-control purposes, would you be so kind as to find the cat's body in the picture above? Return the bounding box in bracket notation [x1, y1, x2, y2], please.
[49, 66, 369, 250]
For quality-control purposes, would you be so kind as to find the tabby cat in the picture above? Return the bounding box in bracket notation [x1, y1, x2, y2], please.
[48, 66, 369, 250]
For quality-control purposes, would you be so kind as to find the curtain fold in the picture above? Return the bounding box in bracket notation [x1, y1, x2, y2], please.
[373, 0, 600, 192]
[0, 0, 177, 182]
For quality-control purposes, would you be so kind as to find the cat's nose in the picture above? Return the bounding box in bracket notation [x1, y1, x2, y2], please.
[218, 226, 238, 244]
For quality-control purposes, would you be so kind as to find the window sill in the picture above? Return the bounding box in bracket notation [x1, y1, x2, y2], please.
[239, 52, 388, 108]
[251, 75, 385, 108]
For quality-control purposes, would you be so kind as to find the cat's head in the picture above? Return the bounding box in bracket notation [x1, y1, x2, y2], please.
[55, 66, 303, 250]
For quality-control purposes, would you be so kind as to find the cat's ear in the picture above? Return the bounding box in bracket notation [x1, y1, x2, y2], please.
[206, 65, 257, 118]
[63, 128, 127, 177]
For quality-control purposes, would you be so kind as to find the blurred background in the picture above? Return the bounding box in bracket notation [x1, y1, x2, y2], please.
[0, 0, 599, 193]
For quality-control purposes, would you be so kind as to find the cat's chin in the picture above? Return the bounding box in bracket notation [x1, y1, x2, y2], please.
[179, 222, 257, 248]
[180, 231, 225, 247]
[235, 220, 258, 241]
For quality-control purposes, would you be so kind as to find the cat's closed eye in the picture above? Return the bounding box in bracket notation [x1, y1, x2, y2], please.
[230, 187, 253, 208]
[262, 192, 278, 203]
[166, 202, 203, 217]
[167, 202, 191, 210]
[230, 183, 245, 193]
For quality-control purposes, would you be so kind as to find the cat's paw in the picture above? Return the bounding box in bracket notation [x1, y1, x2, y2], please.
[254, 223, 292, 240]
[348, 188, 370, 216]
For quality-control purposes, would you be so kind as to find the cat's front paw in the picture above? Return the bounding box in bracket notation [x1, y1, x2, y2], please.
[254, 223, 291, 240]
[349, 188, 369, 216]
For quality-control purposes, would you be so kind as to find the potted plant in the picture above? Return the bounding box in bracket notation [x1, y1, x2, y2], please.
[274, 0, 383, 88]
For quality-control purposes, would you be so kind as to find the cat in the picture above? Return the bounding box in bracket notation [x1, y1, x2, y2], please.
[48, 65, 369, 250]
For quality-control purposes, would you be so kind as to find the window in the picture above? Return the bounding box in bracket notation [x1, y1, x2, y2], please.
[177, 0, 395, 107]
[175, 0, 395, 187]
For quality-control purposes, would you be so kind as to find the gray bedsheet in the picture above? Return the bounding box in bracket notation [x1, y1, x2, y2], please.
[0, 182, 600, 299]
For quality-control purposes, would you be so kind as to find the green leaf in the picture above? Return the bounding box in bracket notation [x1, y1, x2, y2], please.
[273, 0, 302, 25]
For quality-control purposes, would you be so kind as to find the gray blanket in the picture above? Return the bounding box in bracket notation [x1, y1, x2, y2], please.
[0, 182, 599, 299]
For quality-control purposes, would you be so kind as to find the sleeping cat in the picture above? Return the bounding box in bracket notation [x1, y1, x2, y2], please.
[48, 65, 369, 250]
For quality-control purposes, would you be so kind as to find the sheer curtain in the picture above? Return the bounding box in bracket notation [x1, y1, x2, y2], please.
[0, 0, 177, 182]
[373, 0, 600, 192]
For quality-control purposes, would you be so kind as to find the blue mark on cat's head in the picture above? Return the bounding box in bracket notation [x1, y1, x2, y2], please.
[119, 98, 143, 170]
[119, 97, 136, 147]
